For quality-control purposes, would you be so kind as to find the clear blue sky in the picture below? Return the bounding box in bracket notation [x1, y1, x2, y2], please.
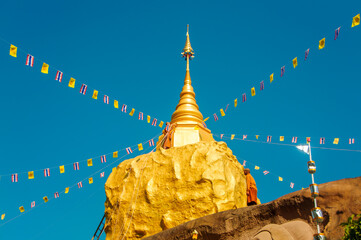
[0, 0, 360, 239]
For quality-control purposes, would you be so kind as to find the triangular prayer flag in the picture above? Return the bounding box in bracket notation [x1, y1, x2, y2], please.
[87, 159, 93, 167]
[89, 177, 93, 184]
[19, 206, 25, 213]
[292, 57, 297, 68]
[28, 171, 34, 179]
[41, 63, 49, 74]
[280, 136, 284, 142]
[352, 14, 360, 27]
[147, 115, 151, 123]
[319, 38, 325, 49]
[297, 145, 309, 155]
[279, 177, 283, 181]
[114, 100, 119, 108]
[251, 87, 256, 96]
[231, 134, 235, 140]
[129, 108, 135, 116]
[68, 78, 76, 88]
[270, 73, 274, 83]
[1, 214, 5, 220]
[9, 44, 17, 57]
[92, 90, 98, 99]
[255, 166, 260, 170]
[220, 109, 225, 117]
[234, 98, 238, 107]
[65, 187, 69, 194]
[113, 151, 118, 158]
[159, 121, 164, 128]
[333, 138, 339, 144]
[43, 196, 48, 203]
[138, 143, 143, 151]
[59, 165, 65, 174]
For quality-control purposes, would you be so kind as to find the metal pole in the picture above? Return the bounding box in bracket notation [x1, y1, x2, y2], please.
[308, 142, 321, 234]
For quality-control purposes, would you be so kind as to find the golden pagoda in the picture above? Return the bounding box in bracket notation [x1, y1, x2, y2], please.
[160, 25, 213, 148]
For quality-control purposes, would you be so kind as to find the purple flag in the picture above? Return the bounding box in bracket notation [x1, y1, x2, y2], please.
[281, 66, 285, 77]
[334, 27, 340, 40]
[260, 81, 264, 90]
[305, 48, 310, 60]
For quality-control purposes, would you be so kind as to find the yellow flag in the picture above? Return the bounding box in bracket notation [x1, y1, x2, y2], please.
[352, 14, 360, 27]
[43, 196, 48, 203]
[220, 109, 225, 116]
[1, 214, 5, 220]
[65, 187, 69, 194]
[231, 134, 235, 140]
[28, 171, 34, 179]
[279, 177, 283, 181]
[333, 138, 339, 144]
[255, 166, 260, 170]
[41, 63, 49, 74]
[158, 135, 162, 140]
[19, 206, 25, 213]
[256, 135, 259, 139]
[204, 117, 209, 122]
[251, 87, 256, 96]
[319, 38, 325, 49]
[68, 78, 76, 88]
[113, 151, 118, 158]
[9, 44, 17, 57]
[92, 90, 98, 99]
[234, 98, 238, 107]
[59, 165, 65, 174]
[129, 108, 135, 116]
[147, 115, 151, 123]
[270, 73, 274, 83]
[292, 57, 297, 68]
[87, 159, 93, 167]
[89, 177, 93, 184]
[138, 143, 143, 151]
[280, 136, 284, 142]
[114, 100, 119, 108]
[159, 121, 164, 128]
[112, 167, 116, 172]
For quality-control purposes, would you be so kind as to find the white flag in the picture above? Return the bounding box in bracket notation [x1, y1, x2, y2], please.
[296, 145, 309, 154]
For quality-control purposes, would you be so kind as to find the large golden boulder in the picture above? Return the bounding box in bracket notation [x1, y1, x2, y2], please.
[104, 141, 247, 239]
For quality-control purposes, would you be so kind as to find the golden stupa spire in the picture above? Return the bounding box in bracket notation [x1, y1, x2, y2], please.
[171, 25, 204, 125]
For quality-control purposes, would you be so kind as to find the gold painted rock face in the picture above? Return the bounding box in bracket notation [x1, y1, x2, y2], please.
[104, 141, 247, 239]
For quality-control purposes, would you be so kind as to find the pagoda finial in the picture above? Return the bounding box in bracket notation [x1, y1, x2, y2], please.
[182, 24, 194, 61]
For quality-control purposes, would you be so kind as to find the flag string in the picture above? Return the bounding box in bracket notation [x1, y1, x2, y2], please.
[0, 132, 162, 179]
[203, 13, 360, 124]
[0, 35, 166, 129]
[0, 143, 156, 227]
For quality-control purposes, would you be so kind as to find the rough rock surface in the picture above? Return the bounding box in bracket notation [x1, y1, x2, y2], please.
[144, 176, 361, 240]
[104, 141, 247, 239]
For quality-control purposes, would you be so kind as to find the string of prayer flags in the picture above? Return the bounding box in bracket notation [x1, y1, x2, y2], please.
[65, 187, 69, 194]
[305, 49, 310, 60]
[138, 143, 143, 151]
[292, 57, 298, 68]
[113, 151, 118, 158]
[19, 206, 25, 213]
[319, 38, 325, 49]
[73, 162, 80, 170]
[334, 27, 341, 40]
[43, 196, 48, 203]
[251, 87, 256, 96]
[159, 121, 164, 128]
[101, 155, 106, 163]
[114, 100, 119, 108]
[59, 165, 65, 174]
[87, 159, 93, 167]
[80, 84, 87, 95]
[68, 78, 76, 88]
[9, 44, 17, 57]
[89, 177, 93, 184]
[129, 108, 135, 116]
[55, 71, 63, 82]
[220, 109, 225, 116]
[147, 115, 151, 123]
[121, 104, 127, 113]
[352, 14, 360, 27]
[231, 134, 235, 140]
[26, 54, 34, 67]
[260, 81, 264, 91]
[92, 90, 98, 99]
[28, 171, 34, 179]
[126, 147, 133, 154]
[281, 66, 285, 77]
[41, 63, 49, 74]
[139, 112, 144, 120]
[104, 95, 109, 104]
[234, 98, 238, 107]
[333, 138, 339, 144]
